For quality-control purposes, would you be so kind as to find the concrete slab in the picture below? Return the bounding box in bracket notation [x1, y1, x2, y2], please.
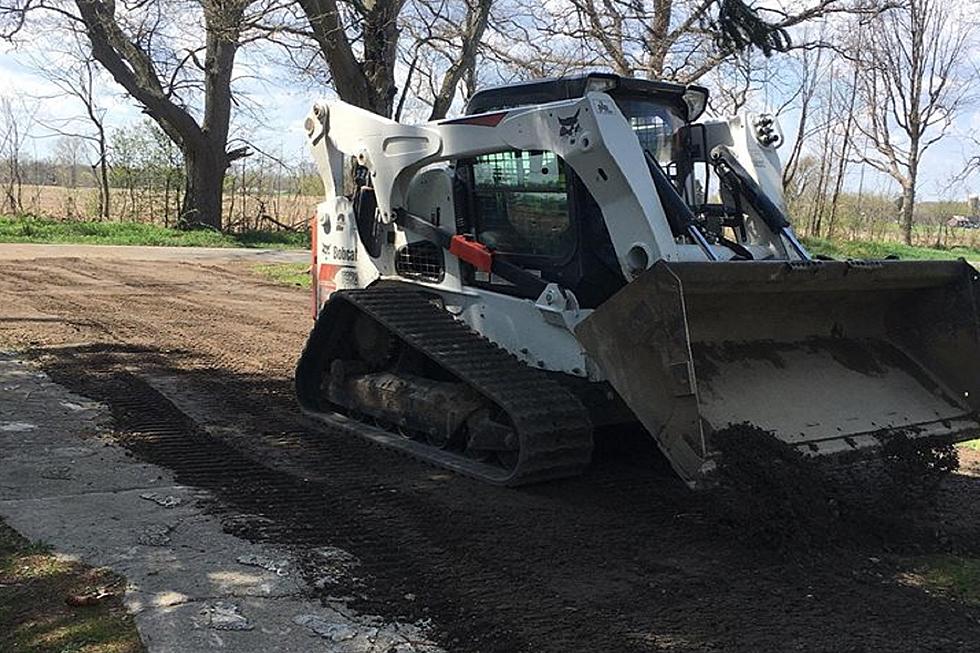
[0, 243, 307, 263]
[0, 355, 442, 652]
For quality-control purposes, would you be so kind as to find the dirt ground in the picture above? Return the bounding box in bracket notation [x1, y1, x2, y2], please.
[2, 251, 979, 652]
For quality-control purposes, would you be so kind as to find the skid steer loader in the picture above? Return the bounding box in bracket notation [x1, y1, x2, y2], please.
[296, 73, 980, 487]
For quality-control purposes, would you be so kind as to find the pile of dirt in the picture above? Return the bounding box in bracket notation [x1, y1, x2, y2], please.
[879, 431, 960, 502]
[710, 423, 960, 553]
[709, 423, 842, 551]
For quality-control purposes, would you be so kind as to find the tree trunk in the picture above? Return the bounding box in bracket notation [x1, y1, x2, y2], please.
[98, 129, 110, 219]
[299, 0, 403, 117]
[900, 183, 916, 245]
[180, 145, 226, 229]
[428, 0, 492, 120]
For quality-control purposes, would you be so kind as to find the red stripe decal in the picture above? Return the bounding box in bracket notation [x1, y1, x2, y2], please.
[440, 112, 507, 127]
[310, 215, 318, 319]
[318, 263, 340, 281]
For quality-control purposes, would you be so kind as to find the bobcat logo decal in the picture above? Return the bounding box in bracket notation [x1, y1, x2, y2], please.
[558, 109, 581, 137]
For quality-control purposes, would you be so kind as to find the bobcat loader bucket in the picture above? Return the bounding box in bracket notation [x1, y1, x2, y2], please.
[575, 259, 980, 487]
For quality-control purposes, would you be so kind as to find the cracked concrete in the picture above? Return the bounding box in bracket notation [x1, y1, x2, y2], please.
[0, 354, 443, 652]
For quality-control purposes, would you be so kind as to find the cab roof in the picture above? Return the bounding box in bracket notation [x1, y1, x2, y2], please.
[464, 72, 709, 122]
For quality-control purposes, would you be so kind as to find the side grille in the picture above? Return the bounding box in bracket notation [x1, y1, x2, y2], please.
[395, 241, 445, 283]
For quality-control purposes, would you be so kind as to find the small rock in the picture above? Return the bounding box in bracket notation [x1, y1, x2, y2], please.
[404, 593, 416, 601]
[236, 553, 289, 576]
[313, 573, 344, 589]
[294, 614, 358, 641]
[137, 524, 172, 546]
[60, 400, 103, 412]
[314, 546, 359, 564]
[66, 588, 116, 606]
[0, 421, 36, 432]
[39, 465, 72, 480]
[140, 492, 182, 508]
[199, 601, 253, 631]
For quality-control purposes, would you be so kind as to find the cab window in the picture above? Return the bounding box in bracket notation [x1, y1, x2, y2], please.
[469, 150, 575, 262]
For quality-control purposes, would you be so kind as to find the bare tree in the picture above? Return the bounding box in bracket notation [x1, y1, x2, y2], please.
[2, 0, 258, 228]
[422, 0, 493, 119]
[291, 0, 840, 120]
[29, 32, 112, 219]
[296, 0, 405, 116]
[291, 0, 494, 118]
[0, 97, 39, 214]
[824, 63, 860, 238]
[851, 0, 974, 245]
[487, 0, 862, 86]
[779, 37, 828, 195]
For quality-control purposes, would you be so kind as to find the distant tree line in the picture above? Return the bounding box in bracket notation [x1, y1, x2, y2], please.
[0, 117, 321, 229]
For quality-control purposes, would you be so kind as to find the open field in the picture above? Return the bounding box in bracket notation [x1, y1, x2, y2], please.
[6, 184, 319, 230]
[0, 245, 977, 651]
[804, 236, 980, 262]
[0, 216, 308, 249]
[4, 214, 977, 266]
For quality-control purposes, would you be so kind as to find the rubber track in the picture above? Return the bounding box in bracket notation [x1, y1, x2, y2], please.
[296, 285, 594, 485]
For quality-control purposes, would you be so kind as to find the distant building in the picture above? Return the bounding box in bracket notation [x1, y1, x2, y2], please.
[948, 215, 980, 229]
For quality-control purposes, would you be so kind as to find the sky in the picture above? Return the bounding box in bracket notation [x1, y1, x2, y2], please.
[2, 25, 980, 204]
[0, 44, 318, 171]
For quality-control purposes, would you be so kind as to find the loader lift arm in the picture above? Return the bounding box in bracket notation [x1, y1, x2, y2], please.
[710, 145, 810, 261]
[394, 209, 548, 298]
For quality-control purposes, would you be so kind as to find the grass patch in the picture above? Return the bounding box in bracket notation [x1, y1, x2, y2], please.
[252, 262, 311, 289]
[803, 236, 980, 262]
[959, 439, 980, 452]
[0, 215, 308, 249]
[906, 555, 980, 607]
[0, 520, 143, 653]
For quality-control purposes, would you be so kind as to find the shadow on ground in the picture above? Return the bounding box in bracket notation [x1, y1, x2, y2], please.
[26, 342, 980, 653]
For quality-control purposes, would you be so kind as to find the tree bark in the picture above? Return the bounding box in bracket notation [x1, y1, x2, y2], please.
[299, 0, 403, 116]
[181, 144, 226, 229]
[901, 182, 916, 245]
[429, 0, 492, 120]
[97, 127, 109, 219]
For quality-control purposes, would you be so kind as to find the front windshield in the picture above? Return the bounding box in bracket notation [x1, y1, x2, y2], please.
[612, 96, 686, 167]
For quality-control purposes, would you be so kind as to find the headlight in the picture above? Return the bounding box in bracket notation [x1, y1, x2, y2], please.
[682, 88, 708, 121]
[585, 74, 618, 94]
[752, 113, 783, 148]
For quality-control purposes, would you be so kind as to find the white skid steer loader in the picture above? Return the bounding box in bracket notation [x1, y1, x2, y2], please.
[295, 73, 980, 487]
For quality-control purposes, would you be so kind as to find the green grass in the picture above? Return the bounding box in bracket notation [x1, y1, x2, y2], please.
[803, 236, 980, 262]
[912, 555, 980, 607]
[0, 215, 308, 249]
[959, 439, 980, 452]
[252, 262, 311, 289]
[0, 520, 143, 653]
